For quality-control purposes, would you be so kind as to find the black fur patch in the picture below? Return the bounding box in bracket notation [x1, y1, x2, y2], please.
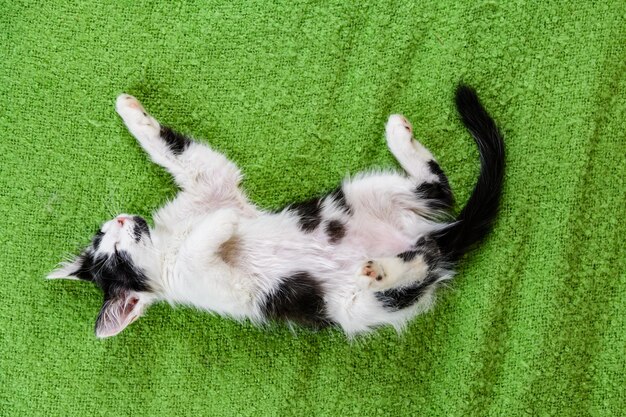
[325, 220, 345, 244]
[428, 160, 448, 184]
[132, 216, 150, 242]
[92, 231, 105, 251]
[397, 240, 440, 266]
[94, 251, 150, 296]
[414, 182, 454, 211]
[70, 253, 96, 282]
[412, 236, 442, 266]
[412, 160, 454, 210]
[396, 249, 438, 267]
[288, 196, 323, 232]
[397, 250, 418, 262]
[375, 273, 441, 311]
[160, 125, 191, 155]
[261, 271, 331, 328]
[72, 250, 150, 297]
[329, 186, 351, 214]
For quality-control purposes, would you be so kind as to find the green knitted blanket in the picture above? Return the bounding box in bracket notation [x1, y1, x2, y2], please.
[1, 1, 624, 415]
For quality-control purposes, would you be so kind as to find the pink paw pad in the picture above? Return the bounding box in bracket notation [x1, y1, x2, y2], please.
[399, 117, 412, 133]
[362, 261, 383, 281]
[125, 97, 141, 109]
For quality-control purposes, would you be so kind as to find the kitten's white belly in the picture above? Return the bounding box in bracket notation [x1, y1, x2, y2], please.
[159, 208, 430, 330]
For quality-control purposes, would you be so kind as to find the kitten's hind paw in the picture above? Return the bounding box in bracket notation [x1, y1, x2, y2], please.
[358, 256, 429, 291]
[385, 114, 413, 143]
[115, 94, 159, 134]
[116, 94, 146, 115]
[362, 260, 383, 280]
[358, 260, 387, 289]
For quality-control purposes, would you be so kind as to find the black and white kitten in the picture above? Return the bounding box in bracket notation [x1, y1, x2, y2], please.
[48, 85, 504, 338]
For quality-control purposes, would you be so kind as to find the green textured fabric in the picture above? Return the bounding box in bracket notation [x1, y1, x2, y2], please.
[1, 1, 624, 415]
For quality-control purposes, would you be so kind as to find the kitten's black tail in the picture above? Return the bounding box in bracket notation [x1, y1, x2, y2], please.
[432, 85, 505, 262]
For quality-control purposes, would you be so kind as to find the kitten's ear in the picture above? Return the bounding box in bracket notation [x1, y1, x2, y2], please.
[95, 290, 146, 338]
[47, 255, 90, 281]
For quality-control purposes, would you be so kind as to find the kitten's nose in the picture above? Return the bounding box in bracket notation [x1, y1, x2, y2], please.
[116, 216, 129, 226]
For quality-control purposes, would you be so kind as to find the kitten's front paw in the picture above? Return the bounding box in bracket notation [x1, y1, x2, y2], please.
[385, 114, 413, 143]
[116, 94, 158, 133]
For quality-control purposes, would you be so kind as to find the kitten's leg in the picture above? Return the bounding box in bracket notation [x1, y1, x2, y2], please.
[115, 94, 245, 206]
[385, 114, 453, 209]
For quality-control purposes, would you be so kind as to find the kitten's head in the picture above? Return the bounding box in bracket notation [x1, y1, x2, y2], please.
[48, 214, 159, 338]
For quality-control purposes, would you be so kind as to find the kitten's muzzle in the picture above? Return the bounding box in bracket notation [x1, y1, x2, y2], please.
[116, 216, 130, 227]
